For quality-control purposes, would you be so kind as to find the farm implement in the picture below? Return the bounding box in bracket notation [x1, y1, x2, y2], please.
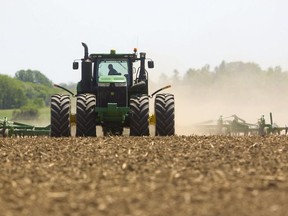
[0, 117, 50, 137]
[194, 113, 288, 136]
[257, 113, 288, 135]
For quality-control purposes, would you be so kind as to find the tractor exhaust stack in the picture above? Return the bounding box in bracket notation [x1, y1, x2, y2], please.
[81, 42, 89, 60]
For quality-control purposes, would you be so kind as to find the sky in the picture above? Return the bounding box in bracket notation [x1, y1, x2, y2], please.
[0, 0, 288, 84]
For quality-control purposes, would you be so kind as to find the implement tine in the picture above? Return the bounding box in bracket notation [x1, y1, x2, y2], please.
[1, 117, 50, 137]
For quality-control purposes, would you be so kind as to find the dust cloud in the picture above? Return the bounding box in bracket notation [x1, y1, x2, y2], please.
[151, 62, 288, 135]
[170, 85, 288, 135]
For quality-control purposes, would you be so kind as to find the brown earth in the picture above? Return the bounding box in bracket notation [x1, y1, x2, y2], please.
[0, 136, 288, 216]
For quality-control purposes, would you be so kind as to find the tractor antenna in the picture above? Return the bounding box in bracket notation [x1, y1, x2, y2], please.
[81, 42, 89, 60]
[135, 36, 139, 50]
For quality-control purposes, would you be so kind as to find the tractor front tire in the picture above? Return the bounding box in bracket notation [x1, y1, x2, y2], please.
[50, 94, 71, 137]
[76, 94, 96, 137]
[130, 94, 149, 136]
[155, 93, 175, 136]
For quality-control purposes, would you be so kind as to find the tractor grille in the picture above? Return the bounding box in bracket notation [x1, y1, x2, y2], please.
[97, 85, 127, 107]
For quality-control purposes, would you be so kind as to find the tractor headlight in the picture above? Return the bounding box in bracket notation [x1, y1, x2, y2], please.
[114, 82, 127, 87]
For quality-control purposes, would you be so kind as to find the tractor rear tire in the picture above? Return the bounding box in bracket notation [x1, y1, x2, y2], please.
[155, 93, 175, 136]
[129, 94, 149, 136]
[76, 94, 96, 137]
[50, 94, 71, 137]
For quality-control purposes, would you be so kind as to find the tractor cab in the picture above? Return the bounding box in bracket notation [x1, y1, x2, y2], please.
[73, 45, 151, 95]
[93, 58, 131, 108]
[93, 54, 134, 87]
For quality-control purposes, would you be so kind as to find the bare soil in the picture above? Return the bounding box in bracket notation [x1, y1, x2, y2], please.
[0, 136, 288, 216]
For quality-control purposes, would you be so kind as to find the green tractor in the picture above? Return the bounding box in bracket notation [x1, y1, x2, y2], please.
[50, 43, 175, 137]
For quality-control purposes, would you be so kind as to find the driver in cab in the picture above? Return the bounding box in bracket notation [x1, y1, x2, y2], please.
[108, 64, 121, 75]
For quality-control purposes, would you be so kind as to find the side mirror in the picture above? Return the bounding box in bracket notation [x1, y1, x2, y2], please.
[148, 61, 154, 69]
[73, 62, 79, 70]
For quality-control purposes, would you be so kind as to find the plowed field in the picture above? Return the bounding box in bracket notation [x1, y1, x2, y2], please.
[1, 136, 288, 216]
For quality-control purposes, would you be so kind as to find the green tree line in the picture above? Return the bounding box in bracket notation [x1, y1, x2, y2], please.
[15, 69, 53, 87]
[0, 70, 57, 110]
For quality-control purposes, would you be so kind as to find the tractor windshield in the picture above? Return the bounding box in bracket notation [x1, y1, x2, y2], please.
[98, 60, 128, 77]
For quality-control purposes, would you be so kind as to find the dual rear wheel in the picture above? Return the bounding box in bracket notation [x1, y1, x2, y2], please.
[129, 93, 175, 136]
[154, 93, 175, 136]
[76, 94, 96, 137]
[129, 95, 150, 136]
[50, 94, 71, 137]
[50, 94, 97, 137]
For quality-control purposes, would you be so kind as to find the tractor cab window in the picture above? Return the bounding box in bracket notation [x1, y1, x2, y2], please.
[98, 60, 128, 78]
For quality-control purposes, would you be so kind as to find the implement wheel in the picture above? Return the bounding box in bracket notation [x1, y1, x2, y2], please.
[76, 94, 96, 137]
[155, 93, 175, 136]
[51, 94, 71, 137]
[129, 94, 149, 136]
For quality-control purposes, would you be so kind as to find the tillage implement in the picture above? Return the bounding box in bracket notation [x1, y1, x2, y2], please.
[0, 117, 50, 137]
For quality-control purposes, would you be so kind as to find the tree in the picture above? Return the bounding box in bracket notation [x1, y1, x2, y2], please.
[215, 60, 226, 74]
[172, 69, 181, 85]
[0, 75, 27, 109]
[14, 69, 53, 87]
[0, 73, 60, 109]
